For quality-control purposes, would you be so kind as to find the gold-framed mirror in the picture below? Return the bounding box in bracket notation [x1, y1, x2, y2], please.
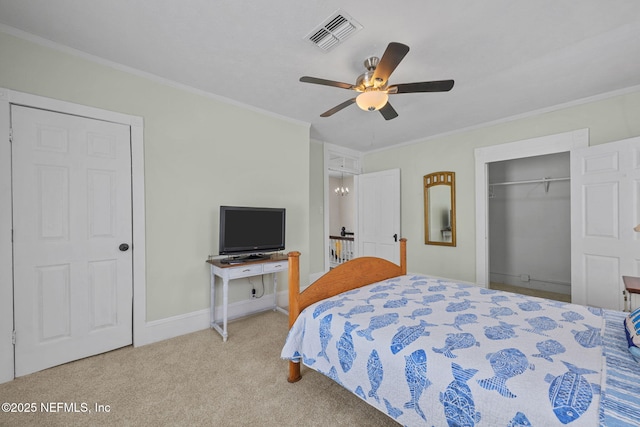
[424, 171, 456, 246]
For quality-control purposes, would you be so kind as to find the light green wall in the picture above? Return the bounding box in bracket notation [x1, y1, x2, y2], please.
[308, 139, 325, 274]
[364, 90, 640, 282]
[0, 31, 311, 321]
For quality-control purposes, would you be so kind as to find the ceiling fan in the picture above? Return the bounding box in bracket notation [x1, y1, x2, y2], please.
[300, 42, 454, 120]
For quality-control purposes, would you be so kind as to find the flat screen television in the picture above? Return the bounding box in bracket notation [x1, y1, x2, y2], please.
[218, 206, 286, 260]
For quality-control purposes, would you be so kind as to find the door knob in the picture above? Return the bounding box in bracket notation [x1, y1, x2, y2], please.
[119, 243, 130, 252]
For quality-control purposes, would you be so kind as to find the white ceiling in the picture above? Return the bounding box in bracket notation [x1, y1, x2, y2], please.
[1, 1, 639, 152]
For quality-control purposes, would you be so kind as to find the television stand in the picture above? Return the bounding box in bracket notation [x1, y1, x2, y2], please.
[206, 254, 288, 341]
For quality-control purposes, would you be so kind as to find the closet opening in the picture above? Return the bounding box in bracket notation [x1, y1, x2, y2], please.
[487, 152, 571, 302]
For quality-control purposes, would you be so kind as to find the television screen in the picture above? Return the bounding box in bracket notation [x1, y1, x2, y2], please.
[219, 206, 286, 256]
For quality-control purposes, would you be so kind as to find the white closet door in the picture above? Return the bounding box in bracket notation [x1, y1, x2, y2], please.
[12, 105, 133, 376]
[357, 168, 401, 264]
[571, 136, 640, 310]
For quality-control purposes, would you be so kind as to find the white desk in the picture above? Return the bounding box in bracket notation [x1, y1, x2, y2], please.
[207, 254, 288, 341]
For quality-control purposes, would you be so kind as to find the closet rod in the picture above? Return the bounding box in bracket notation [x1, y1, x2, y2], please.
[489, 177, 569, 187]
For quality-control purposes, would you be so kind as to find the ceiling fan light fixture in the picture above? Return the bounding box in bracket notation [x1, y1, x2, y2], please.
[299, 42, 453, 119]
[356, 90, 388, 111]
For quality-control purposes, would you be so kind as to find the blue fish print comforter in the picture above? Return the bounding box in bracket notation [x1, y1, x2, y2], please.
[282, 275, 639, 426]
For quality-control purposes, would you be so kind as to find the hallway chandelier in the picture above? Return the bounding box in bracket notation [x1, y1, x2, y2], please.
[335, 173, 349, 196]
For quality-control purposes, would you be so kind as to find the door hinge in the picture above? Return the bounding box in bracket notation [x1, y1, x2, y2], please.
[9, 128, 13, 143]
[12, 330, 16, 345]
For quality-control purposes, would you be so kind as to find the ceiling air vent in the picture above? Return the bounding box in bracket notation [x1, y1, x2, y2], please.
[305, 10, 363, 52]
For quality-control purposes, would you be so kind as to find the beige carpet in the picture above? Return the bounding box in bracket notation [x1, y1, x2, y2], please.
[0, 310, 398, 427]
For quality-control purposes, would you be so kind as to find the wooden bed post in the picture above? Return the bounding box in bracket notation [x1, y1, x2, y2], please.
[287, 251, 302, 383]
[400, 238, 407, 275]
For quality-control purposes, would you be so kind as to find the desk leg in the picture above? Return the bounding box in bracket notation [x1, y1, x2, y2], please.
[273, 272, 277, 310]
[273, 272, 288, 315]
[221, 277, 229, 341]
[210, 268, 229, 342]
[210, 267, 216, 328]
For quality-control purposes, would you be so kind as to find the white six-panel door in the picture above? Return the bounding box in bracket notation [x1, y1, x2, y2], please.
[357, 168, 401, 264]
[12, 105, 133, 376]
[571, 136, 640, 310]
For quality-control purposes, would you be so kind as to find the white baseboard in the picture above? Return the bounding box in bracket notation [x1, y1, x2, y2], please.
[134, 290, 289, 347]
[134, 308, 210, 347]
[490, 272, 570, 295]
[221, 290, 289, 322]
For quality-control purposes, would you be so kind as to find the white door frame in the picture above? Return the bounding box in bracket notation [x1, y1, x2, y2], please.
[474, 129, 589, 288]
[323, 143, 362, 273]
[0, 88, 146, 383]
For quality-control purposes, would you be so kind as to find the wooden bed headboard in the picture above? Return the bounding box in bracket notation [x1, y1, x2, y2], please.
[286, 238, 407, 382]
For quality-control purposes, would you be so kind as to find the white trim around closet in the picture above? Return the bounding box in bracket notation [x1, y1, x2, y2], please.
[474, 128, 589, 288]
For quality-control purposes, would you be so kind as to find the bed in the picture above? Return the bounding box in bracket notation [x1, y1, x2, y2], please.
[281, 239, 640, 426]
